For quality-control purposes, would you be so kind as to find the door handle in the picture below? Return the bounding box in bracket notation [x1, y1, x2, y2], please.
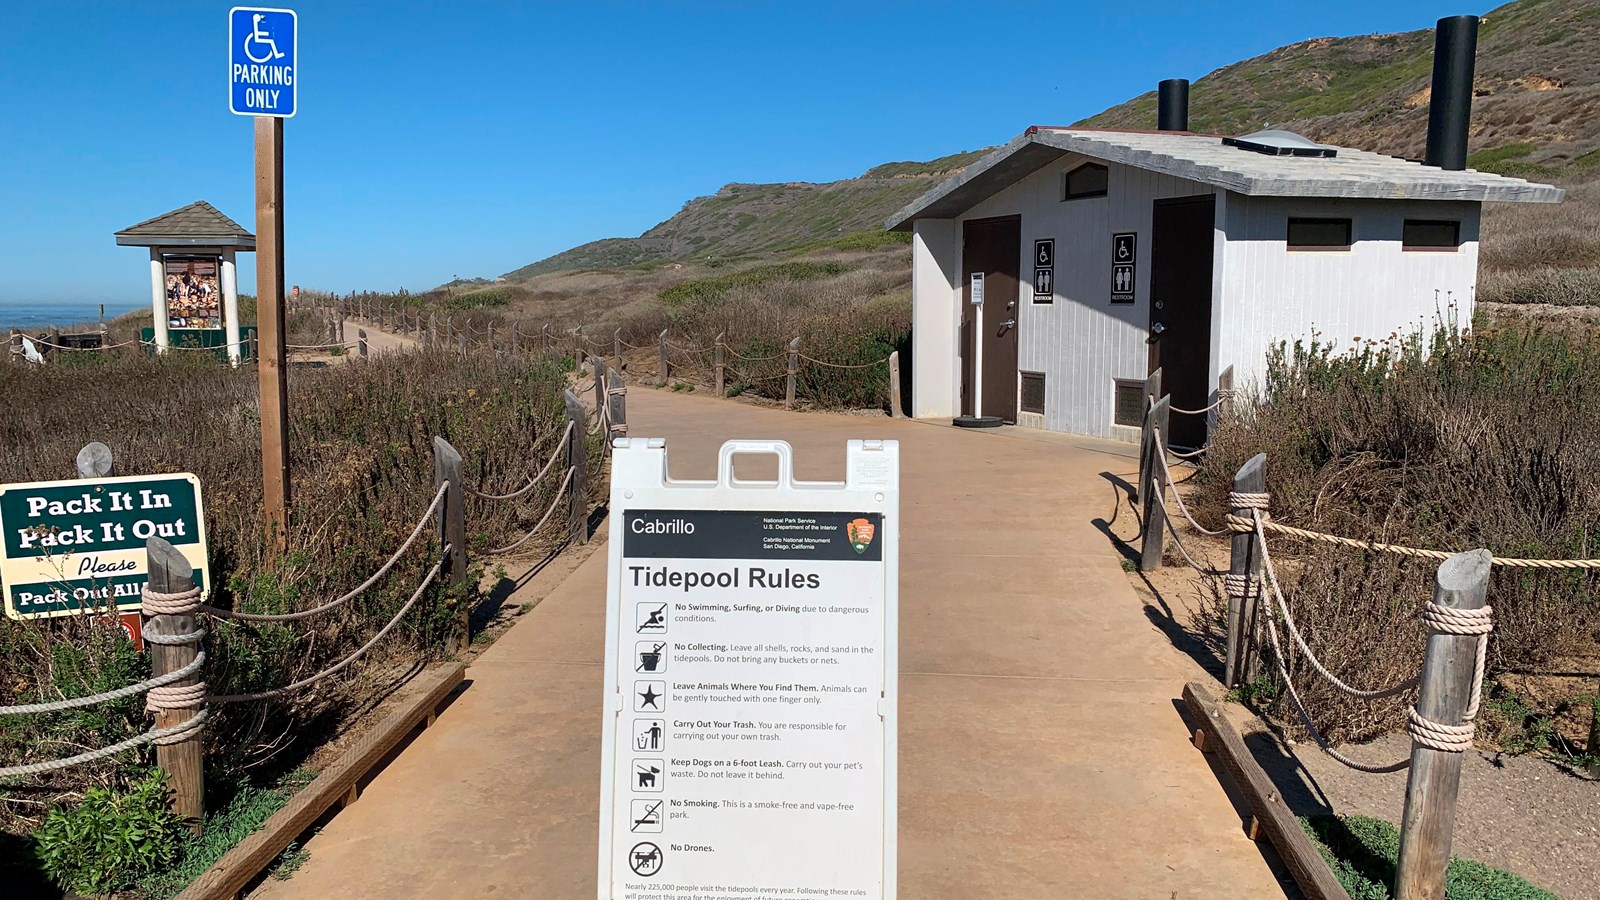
[1147, 321, 1166, 345]
[1002, 319, 1016, 329]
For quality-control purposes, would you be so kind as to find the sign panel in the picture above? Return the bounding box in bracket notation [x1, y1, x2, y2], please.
[600, 439, 899, 899]
[1033, 239, 1055, 304]
[1111, 232, 1137, 303]
[969, 271, 984, 305]
[229, 7, 298, 118]
[165, 256, 223, 330]
[0, 474, 208, 619]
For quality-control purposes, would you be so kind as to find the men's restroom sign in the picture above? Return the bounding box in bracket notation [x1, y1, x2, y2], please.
[229, 7, 297, 117]
[599, 439, 900, 899]
[1033, 239, 1054, 304]
[1111, 232, 1136, 303]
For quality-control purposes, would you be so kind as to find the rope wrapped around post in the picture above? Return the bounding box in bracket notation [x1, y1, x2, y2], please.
[141, 585, 211, 745]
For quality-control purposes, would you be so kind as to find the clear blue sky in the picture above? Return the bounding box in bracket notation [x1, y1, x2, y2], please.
[0, 1, 1482, 304]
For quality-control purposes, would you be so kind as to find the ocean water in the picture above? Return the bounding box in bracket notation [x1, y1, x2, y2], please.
[0, 299, 146, 333]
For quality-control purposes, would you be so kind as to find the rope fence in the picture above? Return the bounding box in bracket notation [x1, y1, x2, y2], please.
[0, 375, 613, 787]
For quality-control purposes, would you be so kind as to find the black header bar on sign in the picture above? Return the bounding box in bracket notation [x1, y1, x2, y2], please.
[623, 510, 882, 562]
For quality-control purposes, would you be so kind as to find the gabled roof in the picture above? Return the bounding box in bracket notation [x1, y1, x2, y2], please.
[115, 201, 256, 249]
[886, 128, 1565, 231]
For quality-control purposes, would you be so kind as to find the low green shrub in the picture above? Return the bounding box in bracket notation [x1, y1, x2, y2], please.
[789, 230, 912, 256]
[1301, 814, 1559, 900]
[137, 769, 314, 898]
[34, 769, 186, 896]
[660, 261, 852, 307]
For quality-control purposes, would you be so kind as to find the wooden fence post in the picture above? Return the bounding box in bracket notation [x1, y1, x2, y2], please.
[486, 322, 495, 349]
[607, 366, 627, 438]
[357, 328, 369, 358]
[1139, 395, 1171, 572]
[658, 329, 670, 386]
[542, 323, 551, 353]
[613, 328, 622, 373]
[1218, 364, 1235, 420]
[593, 356, 608, 415]
[457, 331, 467, 356]
[76, 441, 115, 478]
[432, 437, 468, 650]
[145, 537, 204, 830]
[510, 322, 520, 353]
[786, 336, 800, 409]
[564, 389, 588, 545]
[1224, 453, 1267, 688]
[888, 350, 903, 418]
[1135, 367, 1163, 503]
[574, 325, 583, 363]
[714, 332, 726, 398]
[1394, 550, 1492, 900]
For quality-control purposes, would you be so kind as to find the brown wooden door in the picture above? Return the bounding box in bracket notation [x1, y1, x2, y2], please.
[1148, 196, 1215, 447]
[961, 216, 1021, 422]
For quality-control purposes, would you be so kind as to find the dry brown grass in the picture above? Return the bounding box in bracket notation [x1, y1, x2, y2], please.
[0, 348, 584, 828]
[1197, 323, 1600, 753]
[1480, 175, 1600, 305]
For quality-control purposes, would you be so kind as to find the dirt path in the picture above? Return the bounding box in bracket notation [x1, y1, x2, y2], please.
[255, 390, 1289, 899]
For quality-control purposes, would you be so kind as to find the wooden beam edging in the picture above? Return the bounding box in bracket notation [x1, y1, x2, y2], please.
[1181, 681, 1352, 900]
[173, 663, 467, 900]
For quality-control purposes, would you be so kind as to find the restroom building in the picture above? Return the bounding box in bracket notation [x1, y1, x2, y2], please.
[886, 16, 1563, 446]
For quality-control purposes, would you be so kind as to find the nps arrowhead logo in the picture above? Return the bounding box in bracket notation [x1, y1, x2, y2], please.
[845, 518, 876, 555]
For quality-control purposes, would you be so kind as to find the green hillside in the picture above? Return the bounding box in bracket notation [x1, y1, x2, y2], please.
[503, 150, 987, 280]
[505, 0, 1599, 281]
[1081, 0, 1600, 171]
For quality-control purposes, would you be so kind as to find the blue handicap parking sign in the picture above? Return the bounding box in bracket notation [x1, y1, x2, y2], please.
[229, 7, 297, 118]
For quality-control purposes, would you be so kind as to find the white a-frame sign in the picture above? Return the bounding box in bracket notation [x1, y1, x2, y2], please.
[599, 438, 899, 899]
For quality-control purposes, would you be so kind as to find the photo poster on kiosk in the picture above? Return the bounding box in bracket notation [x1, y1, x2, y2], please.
[598, 438, 899, 899]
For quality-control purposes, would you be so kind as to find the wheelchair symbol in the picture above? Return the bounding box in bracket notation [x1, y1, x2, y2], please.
[244, 13, 286, 63]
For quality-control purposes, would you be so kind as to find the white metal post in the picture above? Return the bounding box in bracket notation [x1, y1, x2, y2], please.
[149, 248, 170, 353]
[220, 250, 241, 365]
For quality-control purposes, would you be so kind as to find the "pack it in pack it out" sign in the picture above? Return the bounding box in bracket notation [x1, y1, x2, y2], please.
[0, 474, 208, 619]
[599, 438, 899, 899]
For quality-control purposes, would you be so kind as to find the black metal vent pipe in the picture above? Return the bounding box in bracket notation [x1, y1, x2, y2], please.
[1157, 79, 1189, 132]
[1425, 15, 1479, 170]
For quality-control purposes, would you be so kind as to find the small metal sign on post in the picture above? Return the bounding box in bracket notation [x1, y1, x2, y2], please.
[229, 7, 297, 118]
[229, 6, 297, 550]
[1111, 232, 1136, 304]
[599, 439, 899, 898]
[0, 474, 209, 620]
[1033, 238, 1054, 304]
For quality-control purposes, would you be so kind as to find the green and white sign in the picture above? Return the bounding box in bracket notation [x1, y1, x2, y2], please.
[0, 473, 208, 619]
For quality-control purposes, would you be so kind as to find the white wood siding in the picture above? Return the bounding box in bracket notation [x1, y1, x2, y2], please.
[958, 155, 1219, 438]
[1217, 197, 1481, 393]
[910, 220, 959, 418]
[910, 157, 1484, 439]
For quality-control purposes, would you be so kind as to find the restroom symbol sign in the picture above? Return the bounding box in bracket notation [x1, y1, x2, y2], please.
[1033, 267, 1053, 300]
[1113, 233, 1136, 263]
[1034, 239, 1054, 267]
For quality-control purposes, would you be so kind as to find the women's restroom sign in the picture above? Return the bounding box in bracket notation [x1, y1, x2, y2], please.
[599, 438, 899, 899]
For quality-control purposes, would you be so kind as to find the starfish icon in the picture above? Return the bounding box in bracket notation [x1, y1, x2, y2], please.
[638, 685, 662, 709]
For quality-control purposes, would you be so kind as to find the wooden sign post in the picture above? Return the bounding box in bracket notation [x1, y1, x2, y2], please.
[255, 116, 290, 552]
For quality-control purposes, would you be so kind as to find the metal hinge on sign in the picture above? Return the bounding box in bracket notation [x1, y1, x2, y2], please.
[614, 691, 625, 712]
[877, 695, 888, 719]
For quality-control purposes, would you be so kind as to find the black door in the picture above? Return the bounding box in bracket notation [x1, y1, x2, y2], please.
[1148, 196, 1215, 447]
[961, 216, 1020, 422]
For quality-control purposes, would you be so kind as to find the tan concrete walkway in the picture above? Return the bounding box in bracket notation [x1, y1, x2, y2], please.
[256, 389, 1286, 899]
